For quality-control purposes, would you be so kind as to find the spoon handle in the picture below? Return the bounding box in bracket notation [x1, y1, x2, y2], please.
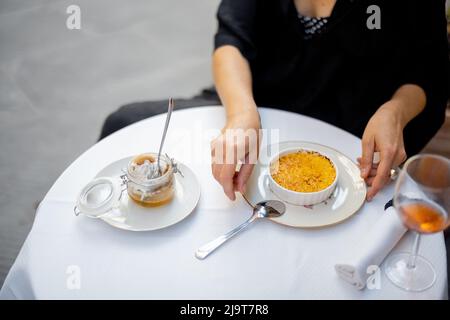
[157, 98, 174, 173]
[195, 214, 257, 260]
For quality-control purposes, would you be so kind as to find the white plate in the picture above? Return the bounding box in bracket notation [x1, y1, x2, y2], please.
[244, 141, 366, 228]
[95, 157, 200, 231]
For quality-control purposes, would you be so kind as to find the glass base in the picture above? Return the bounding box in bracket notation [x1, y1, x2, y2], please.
[384, 252, 436, 292]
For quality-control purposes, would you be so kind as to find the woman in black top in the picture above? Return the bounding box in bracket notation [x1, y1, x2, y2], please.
[211, 0, 448, 201]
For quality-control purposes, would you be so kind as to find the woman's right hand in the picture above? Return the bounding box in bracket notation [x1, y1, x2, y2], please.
[211, 110, 261, 200]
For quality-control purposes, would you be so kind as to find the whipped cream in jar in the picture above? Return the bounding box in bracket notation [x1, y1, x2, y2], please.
[126, 153, 176, 207]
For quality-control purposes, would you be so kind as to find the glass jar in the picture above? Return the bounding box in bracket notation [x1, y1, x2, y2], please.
[126, 153, 176, 207]
[74, 176, 125, 218]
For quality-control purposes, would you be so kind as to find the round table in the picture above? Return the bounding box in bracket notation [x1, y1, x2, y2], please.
[0, 107, 447, 299]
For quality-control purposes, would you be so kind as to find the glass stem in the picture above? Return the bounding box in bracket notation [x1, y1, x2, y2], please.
[407, 232, 421, 269]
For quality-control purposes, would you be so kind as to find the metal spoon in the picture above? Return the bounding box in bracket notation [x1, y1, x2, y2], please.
[195, 198, 286, 260]
[152, 98, 174, 179]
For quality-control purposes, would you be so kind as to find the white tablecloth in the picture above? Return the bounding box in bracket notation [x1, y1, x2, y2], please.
[1, 107, 447, 299]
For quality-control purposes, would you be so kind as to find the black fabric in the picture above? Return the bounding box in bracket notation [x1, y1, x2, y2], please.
[215, 0, 449, 156]
[99, 88, 220, 140]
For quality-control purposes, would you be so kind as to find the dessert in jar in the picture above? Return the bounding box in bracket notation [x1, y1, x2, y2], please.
[126, 153, 175, 207]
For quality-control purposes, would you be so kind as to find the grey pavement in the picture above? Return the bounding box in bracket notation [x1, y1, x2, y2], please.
[0, 0, 220, 286]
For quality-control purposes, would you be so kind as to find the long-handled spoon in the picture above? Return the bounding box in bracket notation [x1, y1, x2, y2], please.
[195, 198, 286, 260]
[151, 98, 174, 179]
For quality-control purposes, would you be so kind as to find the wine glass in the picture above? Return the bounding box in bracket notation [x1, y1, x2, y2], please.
[384, 154, 450, 292]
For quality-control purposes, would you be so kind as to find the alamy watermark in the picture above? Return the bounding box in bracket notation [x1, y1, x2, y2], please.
[66, 265, 81, 290]
[66, 5, 81, 30]
[366, 265, 381, 290]
[366, 5, 381, 30]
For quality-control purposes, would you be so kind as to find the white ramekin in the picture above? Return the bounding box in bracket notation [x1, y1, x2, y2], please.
[268, 148, 339, 206]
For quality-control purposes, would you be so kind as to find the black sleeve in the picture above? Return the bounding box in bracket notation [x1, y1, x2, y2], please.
[400, 0, 448, 156]
[214, 0, 259, 61]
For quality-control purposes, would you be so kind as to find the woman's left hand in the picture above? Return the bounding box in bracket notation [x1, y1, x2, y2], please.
[359, 100, 408, 201]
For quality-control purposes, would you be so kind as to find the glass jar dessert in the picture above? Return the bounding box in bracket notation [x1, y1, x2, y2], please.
[126, 153, 176, 207]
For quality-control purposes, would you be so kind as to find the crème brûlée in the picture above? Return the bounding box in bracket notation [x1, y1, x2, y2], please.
[270, 151, 336, 193]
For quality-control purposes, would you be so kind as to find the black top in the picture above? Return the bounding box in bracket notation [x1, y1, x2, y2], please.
[214, 0, 448, 155]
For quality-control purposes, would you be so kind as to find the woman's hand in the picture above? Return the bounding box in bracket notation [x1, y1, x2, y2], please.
[211, 110, 261, 200]
[212, 46, 260, 200]
[359, 100, 409, 201]
[359, 85, 426, 201]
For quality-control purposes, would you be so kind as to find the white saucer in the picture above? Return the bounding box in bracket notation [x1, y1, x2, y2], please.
[244, 141, 367, 228]
[95, 157, 200, 231]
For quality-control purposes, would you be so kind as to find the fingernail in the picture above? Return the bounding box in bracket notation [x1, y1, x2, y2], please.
[360, 168, 366, 177]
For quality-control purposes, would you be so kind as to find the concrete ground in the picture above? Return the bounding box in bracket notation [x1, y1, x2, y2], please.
[0, 0, 220, 286]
